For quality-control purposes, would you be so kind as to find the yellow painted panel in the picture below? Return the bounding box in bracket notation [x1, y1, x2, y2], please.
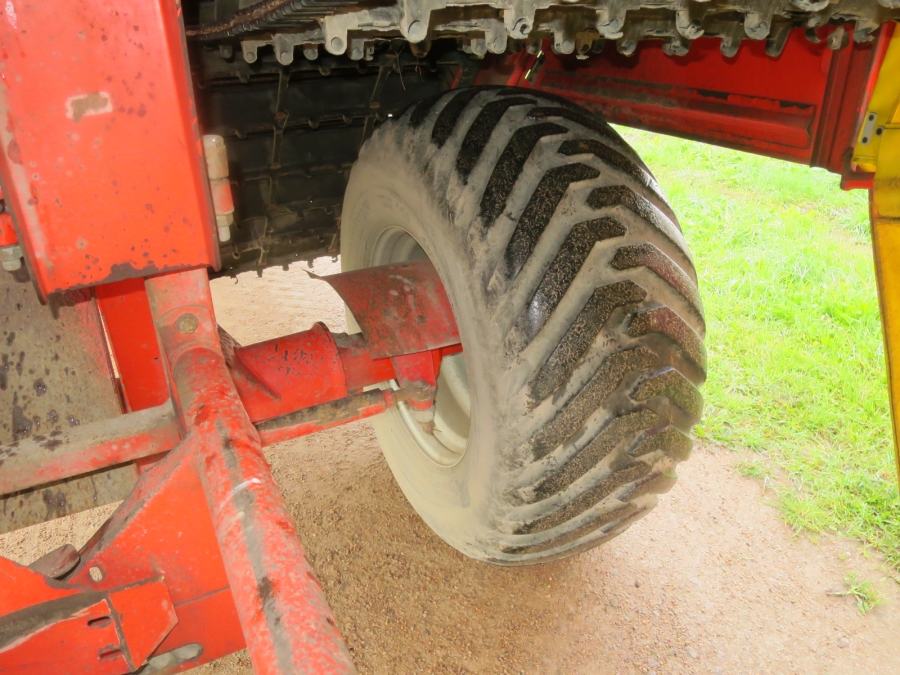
[852, 36, 900, 172]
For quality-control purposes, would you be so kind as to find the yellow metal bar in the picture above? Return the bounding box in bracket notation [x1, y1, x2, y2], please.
[865, 25, 900, 481]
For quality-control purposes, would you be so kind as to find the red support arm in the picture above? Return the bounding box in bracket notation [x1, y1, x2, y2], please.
[95, 278, 170, 413]
[145, 268, 356, 675]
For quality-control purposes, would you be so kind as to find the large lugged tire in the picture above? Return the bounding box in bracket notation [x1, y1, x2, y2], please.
[341, 86, 706, 564]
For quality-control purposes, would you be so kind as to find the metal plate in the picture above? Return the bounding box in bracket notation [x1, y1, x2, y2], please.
[315, 259, 460, 359]
[516, 27, 887, 173]
[0, 0, 219, 295]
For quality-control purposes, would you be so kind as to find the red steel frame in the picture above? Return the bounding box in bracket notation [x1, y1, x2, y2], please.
[95, 278, 170, 413]
[1, 258, 462, 674]
[144, 269, 355, 675]
[0, 0, 892, 672]
[0, 9, 462, 668]
[0, 0, 219, 297]
[480, 24, 895, 188]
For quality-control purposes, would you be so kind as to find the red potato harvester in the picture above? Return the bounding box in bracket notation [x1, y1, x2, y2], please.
[1, 1, 899, 672]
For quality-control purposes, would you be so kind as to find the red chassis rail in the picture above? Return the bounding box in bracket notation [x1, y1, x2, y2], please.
[479, 24, 896, 189]
[0, 259, 462, 674]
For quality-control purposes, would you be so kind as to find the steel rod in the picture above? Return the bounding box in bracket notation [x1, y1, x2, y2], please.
[0, 402, 178, 497]
[257, 388, 397, 445]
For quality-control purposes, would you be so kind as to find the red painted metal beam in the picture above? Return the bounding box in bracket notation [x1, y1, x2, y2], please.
[95, 278, 171, 412]
[0, 0, 219, 296]
[256, 388, 398, 446]
[145, 267, 355, 675]
[0, 555, 81, 612]
[819, 22, 895, 189]
[0, 402, 177, 496]
[494, 26, 892, 184]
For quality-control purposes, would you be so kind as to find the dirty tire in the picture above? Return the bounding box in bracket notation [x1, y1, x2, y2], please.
[341, 86, 706, 565]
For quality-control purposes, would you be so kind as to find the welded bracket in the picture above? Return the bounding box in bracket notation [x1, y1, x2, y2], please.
[0, 557, 176, 674]
[861, 29, 900, 484]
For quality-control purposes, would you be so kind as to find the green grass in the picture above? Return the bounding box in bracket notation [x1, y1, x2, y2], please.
[735, 458, 769, 481]
[616, 128, 900, 568]
[830, 571, 885, 614]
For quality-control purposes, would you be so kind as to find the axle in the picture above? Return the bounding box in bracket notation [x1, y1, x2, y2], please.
[0, 260, 461, 498]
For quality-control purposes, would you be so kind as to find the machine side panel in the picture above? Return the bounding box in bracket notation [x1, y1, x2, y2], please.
[0, 0, 219, 296]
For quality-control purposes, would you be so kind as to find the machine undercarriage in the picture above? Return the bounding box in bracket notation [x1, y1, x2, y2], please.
[1, 0, 899, 671]
[188, 0, 900, 277]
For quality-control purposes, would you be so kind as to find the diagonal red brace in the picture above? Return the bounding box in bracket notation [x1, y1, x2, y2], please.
[145, 268, 355, 675]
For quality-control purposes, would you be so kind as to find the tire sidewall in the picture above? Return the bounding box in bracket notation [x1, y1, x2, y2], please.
[341, 133, 507, 559]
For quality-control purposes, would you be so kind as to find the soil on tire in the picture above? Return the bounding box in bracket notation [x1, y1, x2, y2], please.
[343, 86, 706, 564]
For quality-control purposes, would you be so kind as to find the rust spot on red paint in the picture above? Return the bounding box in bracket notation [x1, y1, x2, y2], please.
[67, 92, 112, 122]
[7, 139, 22, 164]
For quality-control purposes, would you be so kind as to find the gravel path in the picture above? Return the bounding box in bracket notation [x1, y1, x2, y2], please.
[3, 259, 898, 675]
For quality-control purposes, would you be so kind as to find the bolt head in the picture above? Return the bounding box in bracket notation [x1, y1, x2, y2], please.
[405, 19, 426, 43]
[176, 313, 200, 334]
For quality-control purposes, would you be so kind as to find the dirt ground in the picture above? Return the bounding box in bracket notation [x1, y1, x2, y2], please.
[3, 258, 900, 675]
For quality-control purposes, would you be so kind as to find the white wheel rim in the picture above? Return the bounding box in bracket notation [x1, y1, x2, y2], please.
[369, 226, 471, 468]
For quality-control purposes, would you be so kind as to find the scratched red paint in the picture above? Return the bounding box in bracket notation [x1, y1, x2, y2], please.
[0, 0, 218, 296]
